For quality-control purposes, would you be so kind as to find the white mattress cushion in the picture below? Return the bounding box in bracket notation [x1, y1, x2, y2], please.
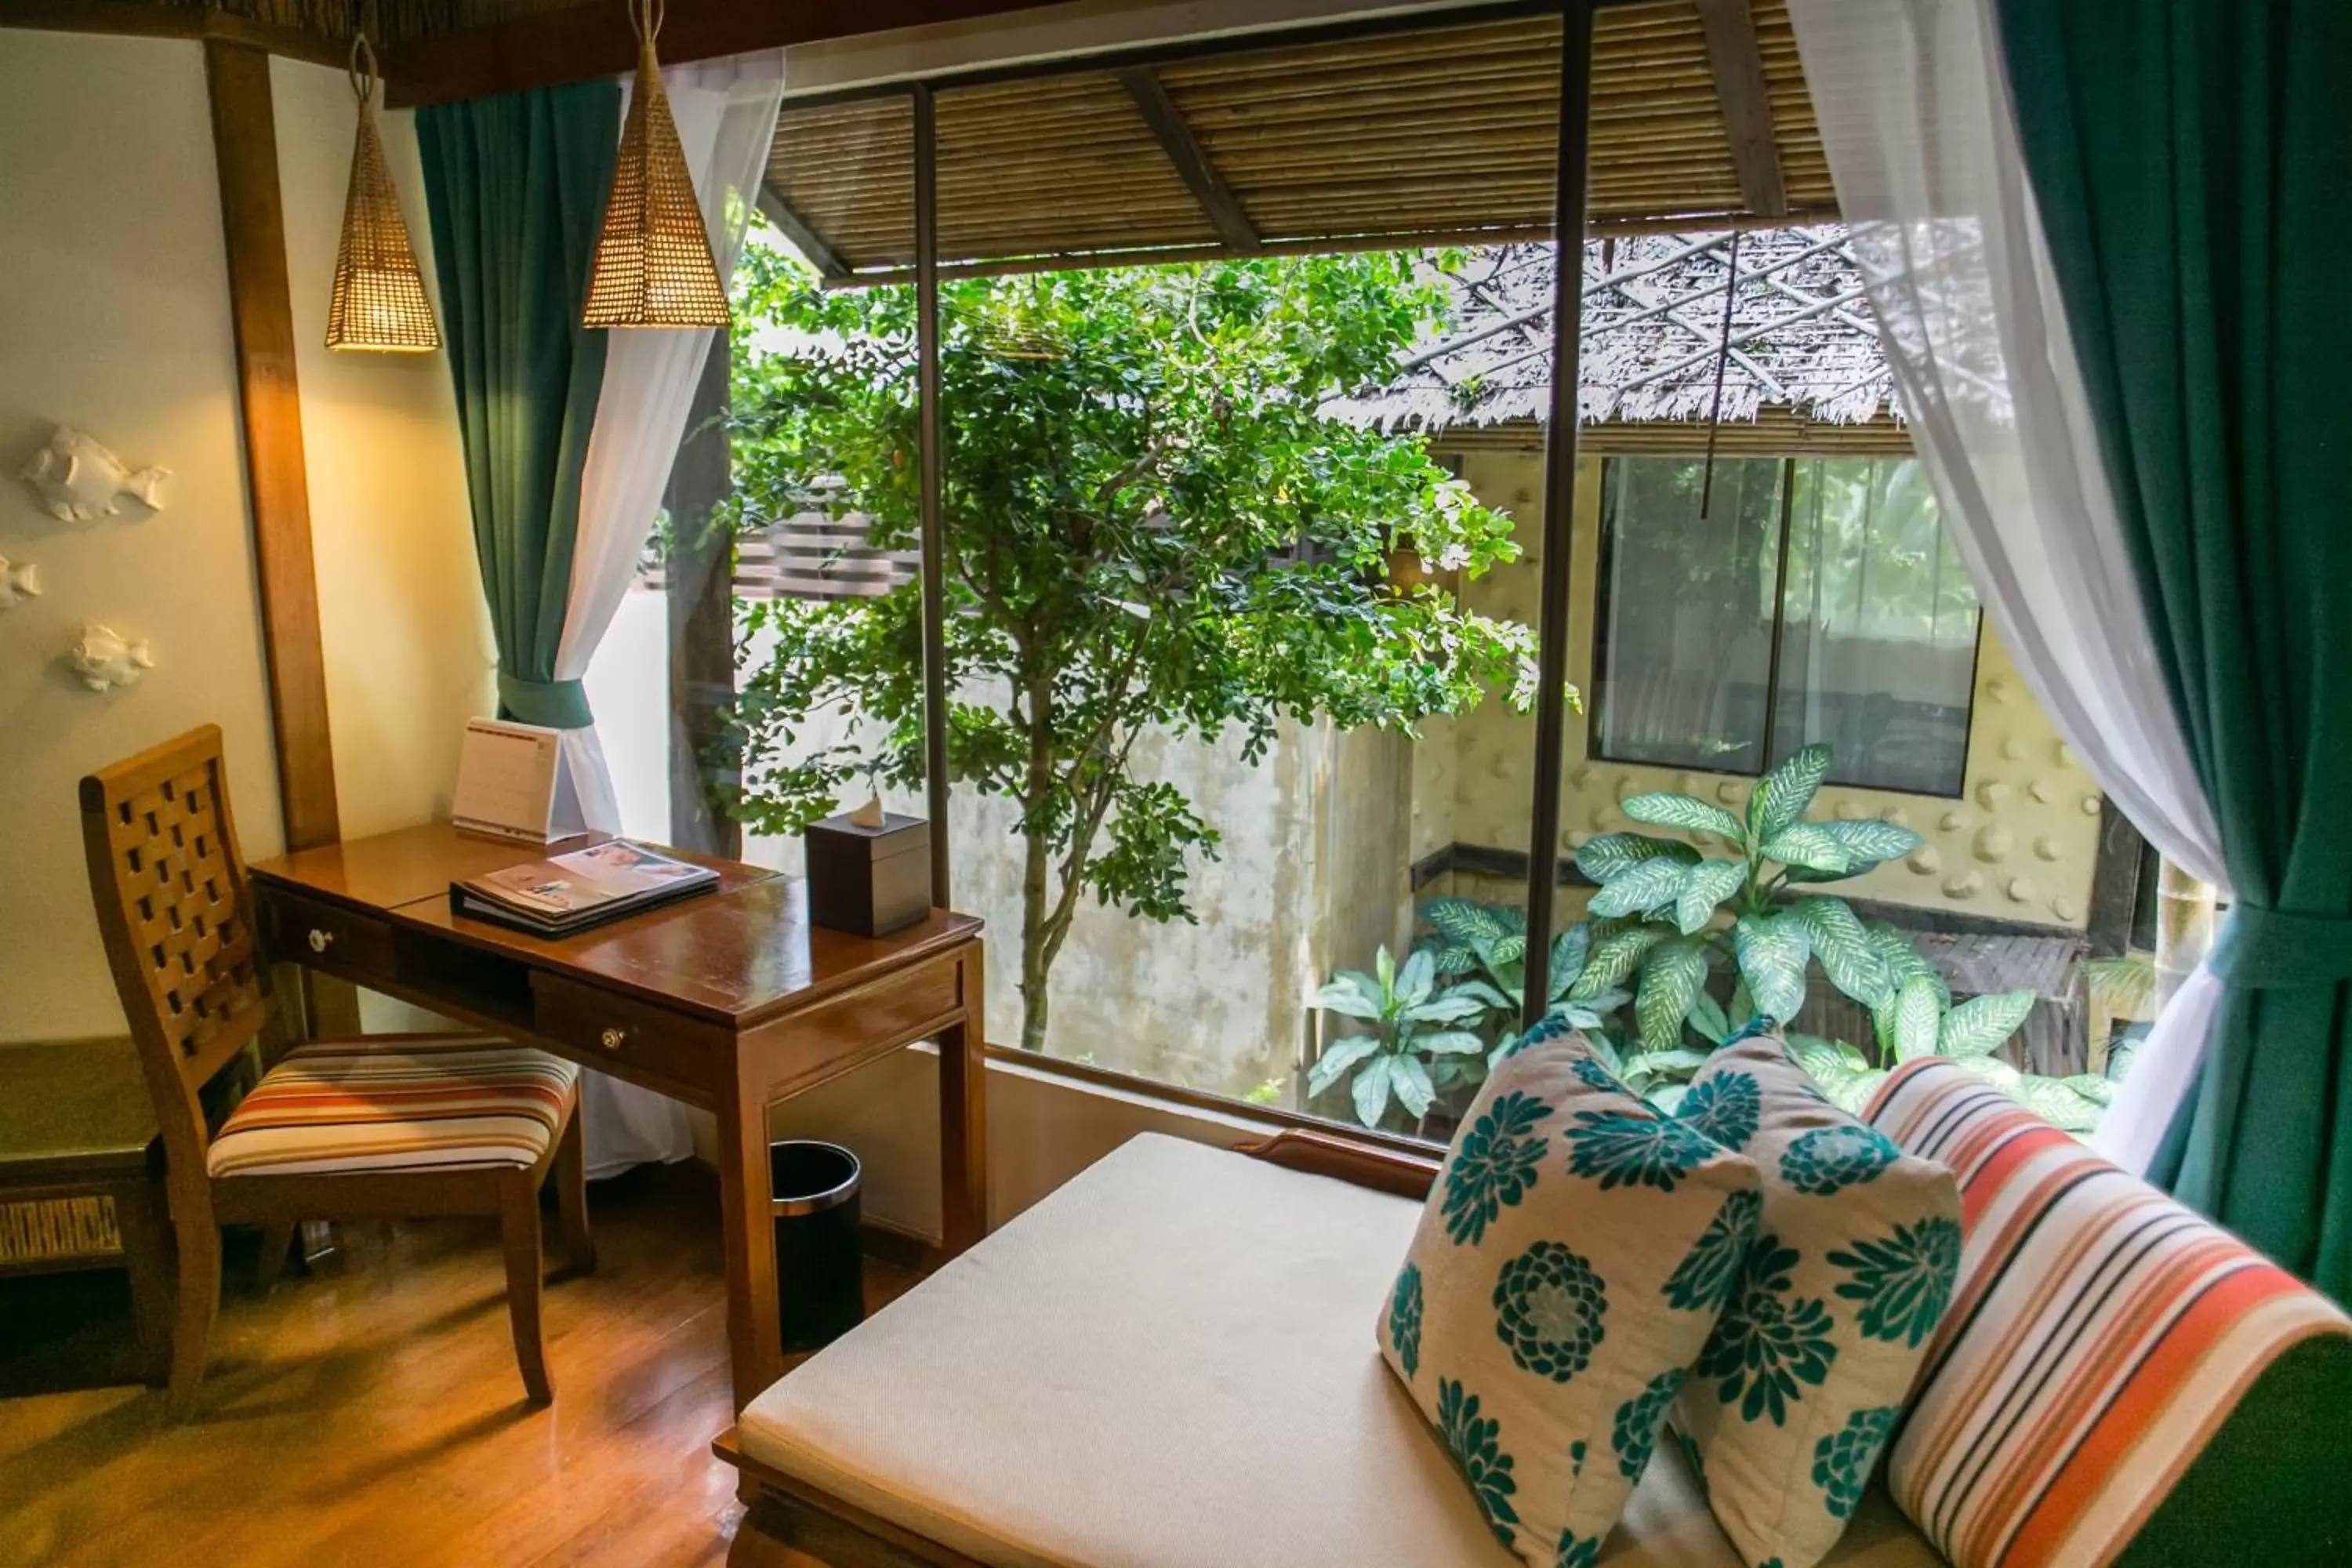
[737, 1132, 1940, 1568]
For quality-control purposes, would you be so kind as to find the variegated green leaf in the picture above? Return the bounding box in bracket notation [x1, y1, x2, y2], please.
[1313, 975, 1384, 1020]
[1569, 925, 1669, 1002]
[1636, 937, 1709, 1052]
[1389, 1054, 1435, 1119]
[1489, 932, 1529, 967]
[1674, 861, 1746, 935]
[1621, 792, 1744, 843]
[1938, 989, 2034, 1058]
[1745, 742, 1834, 842]
[1548, 925, 1592, 999]
[1686, 989, 1731, 1045]
[1591, 856, 1693, 918]
[1817, 819, 1926, 870]
[1403, 991, 1485, 1025]
[1308, 1035, 1379, 1095]
[2061, 1073, 2115, 1106]
[1734, 913, 1811, 1022]
[1957, 1054, 2024, 1093]
[1892, 974, 1946, 1062]
[1786, 1032, 1867, 1083]
[1758, 824, 1855, 875]
[1865, 922, 1944, 995]
[1416, 1029, 1488, 1055]
[1350, 1054, 1396, 1127]
[1787, 896, 1888, 1007]
[1646, 1083, 1691, 1116]
[1421, 897, 1511, 949]
[2020, 1076, 2103, 1132]
[1576, 832, 1701, 882]
[1823, 1067, 1891, 1116]
[1396, 949, 1436, 1005]
[1423, 942, 1479, 977]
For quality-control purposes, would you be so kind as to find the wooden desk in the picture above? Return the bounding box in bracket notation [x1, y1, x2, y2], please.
[246, 822, 987, 1410]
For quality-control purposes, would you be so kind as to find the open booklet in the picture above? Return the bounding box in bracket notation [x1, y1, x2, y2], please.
[452, 839, 720, 938]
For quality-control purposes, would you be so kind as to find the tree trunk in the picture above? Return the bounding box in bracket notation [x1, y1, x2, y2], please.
[1017, 672, 1056, 1052]
[2152, 858, 2217, 1011]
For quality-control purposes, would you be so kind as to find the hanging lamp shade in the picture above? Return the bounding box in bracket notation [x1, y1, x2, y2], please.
[581, 0, 729, 328]
[327, 34, 440, 352]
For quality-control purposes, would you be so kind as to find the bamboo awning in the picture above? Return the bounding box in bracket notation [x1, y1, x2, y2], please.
[765, 0, 1835, 285]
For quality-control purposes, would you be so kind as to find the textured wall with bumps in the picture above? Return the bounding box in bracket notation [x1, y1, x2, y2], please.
[1426, 452, 2100, 931]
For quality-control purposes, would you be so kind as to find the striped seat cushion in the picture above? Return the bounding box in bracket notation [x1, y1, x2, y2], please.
[1866, 1059, 2352, 1568]
[207, 1035, 579, 1178]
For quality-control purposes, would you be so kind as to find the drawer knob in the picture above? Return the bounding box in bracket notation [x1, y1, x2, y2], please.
[599, 1027, 626, 1051]
[307, 928, 335, 954]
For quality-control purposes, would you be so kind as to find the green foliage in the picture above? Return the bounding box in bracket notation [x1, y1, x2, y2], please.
[1327, 743, 2111, 1134]
[1310, 946, 1487, 1131]
[724, 242, 1540, 1052]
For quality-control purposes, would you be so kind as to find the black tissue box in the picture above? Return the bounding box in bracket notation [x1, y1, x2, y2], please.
[805, 811, 932, 936]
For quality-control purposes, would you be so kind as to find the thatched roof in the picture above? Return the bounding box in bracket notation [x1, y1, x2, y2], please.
[767, 2, 1837, 283]
[1324, 225, 1901, 443]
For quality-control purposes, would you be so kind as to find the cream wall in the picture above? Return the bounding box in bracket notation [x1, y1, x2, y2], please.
[1444, 449, 2104, 930]
[0, 31, 288, 1044]
[270, 56, 494, 844]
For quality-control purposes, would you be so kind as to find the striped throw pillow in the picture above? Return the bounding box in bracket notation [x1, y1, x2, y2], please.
[1867, 1059, 2352, 1568]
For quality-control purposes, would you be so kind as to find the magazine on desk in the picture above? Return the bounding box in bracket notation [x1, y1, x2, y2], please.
[452, 839, 720, 938]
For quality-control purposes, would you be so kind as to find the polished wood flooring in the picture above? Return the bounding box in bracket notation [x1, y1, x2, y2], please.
[0, 1164, 911, 1567]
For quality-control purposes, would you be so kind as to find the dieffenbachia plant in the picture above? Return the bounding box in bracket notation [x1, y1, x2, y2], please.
[1308, 946, 1490, 1131]
[1569, 742, 2110, 1128]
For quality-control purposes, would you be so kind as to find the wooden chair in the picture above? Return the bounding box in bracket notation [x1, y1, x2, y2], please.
[78, 724, 593, 1418]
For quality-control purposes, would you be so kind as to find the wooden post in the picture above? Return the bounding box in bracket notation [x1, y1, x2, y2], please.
[665, 329, 742, 857]
[205, 39, 359, 1040]
[1519, 0, 1596, 1029]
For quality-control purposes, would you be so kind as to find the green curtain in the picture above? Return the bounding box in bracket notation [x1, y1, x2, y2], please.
[416, 81, 620, 728]
[1996, 0, 2352, 1298]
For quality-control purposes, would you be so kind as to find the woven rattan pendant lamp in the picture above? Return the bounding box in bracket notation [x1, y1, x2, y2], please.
[326, 31, 440, 352]
[581, 0, 729, 328]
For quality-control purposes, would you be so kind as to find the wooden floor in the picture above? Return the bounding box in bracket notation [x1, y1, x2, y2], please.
[0, 1164, 913, 1568]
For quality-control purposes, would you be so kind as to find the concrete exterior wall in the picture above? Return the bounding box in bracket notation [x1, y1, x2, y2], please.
[1443, 448, 2103, 931]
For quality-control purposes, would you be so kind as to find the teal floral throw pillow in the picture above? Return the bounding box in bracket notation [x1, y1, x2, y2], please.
[1379, 1021, 1761, 1567]
[1672, 1029, 1961, 1568]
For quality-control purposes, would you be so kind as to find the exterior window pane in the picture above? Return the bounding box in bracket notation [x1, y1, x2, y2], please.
[1771, 458, 1979, 796]
[1593, 456, 1784, 775]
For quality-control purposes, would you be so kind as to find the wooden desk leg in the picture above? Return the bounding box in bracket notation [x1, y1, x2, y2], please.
[938, 944, 989, 1255]
[111, 1174, 173, 1388]
[717, 1062, 786, 1414]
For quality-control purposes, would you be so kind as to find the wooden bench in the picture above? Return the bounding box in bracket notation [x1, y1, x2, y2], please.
[0, 1037, 170, 1385]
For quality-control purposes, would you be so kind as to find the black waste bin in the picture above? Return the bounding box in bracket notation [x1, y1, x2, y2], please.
[769, 1139, 866, 1353]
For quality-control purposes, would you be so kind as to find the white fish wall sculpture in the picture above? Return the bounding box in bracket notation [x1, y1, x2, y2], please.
[20, 427, 169, 522]
[0, 554, 38, 608]
[70, 623, 154, 692]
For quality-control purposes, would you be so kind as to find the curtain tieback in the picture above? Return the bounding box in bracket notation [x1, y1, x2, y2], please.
[2209, 904, 2352, 989]
[498, 673, 593, 730]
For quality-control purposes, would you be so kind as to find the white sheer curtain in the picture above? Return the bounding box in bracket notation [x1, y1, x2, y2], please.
[1785, 0, 2225, 1174]
[561, 49, 787, 1177]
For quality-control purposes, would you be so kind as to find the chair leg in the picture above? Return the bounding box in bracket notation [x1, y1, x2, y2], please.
[165, 1216, 221, 1421]
[499, 1169, 553, 1405]
[253, 1221, 296, 1296]
[554, 1109, 595, 1278]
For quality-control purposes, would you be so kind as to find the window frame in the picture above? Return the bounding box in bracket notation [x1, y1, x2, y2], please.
[1590, 452, 1987, 800]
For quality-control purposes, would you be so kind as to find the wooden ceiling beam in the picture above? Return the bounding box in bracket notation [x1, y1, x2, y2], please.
[1116, 67, 1261, 252]
[1691, 0, 1787, 218]
[380, 0, 1051, 111]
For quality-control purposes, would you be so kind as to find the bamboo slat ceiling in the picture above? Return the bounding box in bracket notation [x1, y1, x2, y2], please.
[766, 0, 1835, 283]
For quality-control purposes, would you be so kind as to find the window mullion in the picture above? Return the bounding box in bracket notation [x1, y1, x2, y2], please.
[1758, 455, 1798, 775]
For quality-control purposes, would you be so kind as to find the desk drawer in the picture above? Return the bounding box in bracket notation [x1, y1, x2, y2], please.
[264, 888, 395, 984]
[532, 973, 728, 1094]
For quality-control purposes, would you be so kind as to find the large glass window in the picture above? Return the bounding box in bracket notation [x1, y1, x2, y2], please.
[1594, 454, 1980, 796]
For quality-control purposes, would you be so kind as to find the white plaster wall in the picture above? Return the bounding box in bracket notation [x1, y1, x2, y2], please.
[270, 56, 495, 845]
[1447, 449, 2103, 929]
[0, 31, 288, 1044]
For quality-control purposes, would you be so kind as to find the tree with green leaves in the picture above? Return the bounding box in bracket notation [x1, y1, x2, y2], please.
[722, 241, 1536, 1053]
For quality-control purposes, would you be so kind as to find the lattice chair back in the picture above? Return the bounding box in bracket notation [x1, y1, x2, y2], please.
[78, 725, 275, 1174]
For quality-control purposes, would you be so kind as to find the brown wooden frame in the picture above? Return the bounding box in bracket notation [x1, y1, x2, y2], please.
[78, 726, 593, 1419]
[713, 1127, 1438, 1566]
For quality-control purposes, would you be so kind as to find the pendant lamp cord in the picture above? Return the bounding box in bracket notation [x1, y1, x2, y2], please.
[628, 0, 665, 45]
[1697, 227, 1742, 521]
[346, 0, 376, 107]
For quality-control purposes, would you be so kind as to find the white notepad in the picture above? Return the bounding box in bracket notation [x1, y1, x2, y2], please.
[451, 718, 587, 844]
